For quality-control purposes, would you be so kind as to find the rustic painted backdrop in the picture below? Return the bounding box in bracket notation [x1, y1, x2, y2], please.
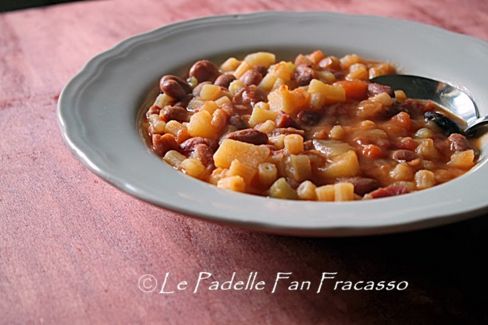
[1, 0, 488, 323]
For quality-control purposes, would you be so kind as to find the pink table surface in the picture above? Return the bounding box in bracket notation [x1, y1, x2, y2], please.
[1, 0, 488, 323]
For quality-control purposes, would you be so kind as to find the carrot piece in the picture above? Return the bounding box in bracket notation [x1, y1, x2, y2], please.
[334, 80, 368, 100]
[362, 144, 384, 159]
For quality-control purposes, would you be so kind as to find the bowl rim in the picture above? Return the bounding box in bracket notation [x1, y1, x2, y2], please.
[57, 11, 488, 236]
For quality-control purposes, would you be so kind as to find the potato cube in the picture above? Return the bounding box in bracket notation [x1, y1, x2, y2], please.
[329, 125, 345, 140]
[254, 120, 276, 134]
[368, 63, 396, 79]
[187, 110, 218, 138]
[268, 134, 285, 149]
[210, 108, 228, 131]
[269, 61, 295, 81]
[284, 134, 304, 154]
[215, 96, 232, 107]
[448, 150, 475, 169]
[394, 90, 407, 103]
[297, 180, 317, 200]
[415, 170, 436, 189]
[415, 127, 433, 139]
[176, 128, 191, 144]
[234, 61, 251, 79]
[268, 85, 310, 115]
[322, 150, 360, 178]
[221, 57, 240, 72]
[200, 84, 221, 101]
[286, 154, 311, 182]
[308, 50, 325, 64]
[434, 169, 464, 183]
[316, 70, 336, 84]
[360, 120, 376, 129]
[334, 182, 355, 201]
[258, 73, 278, 92]
[271, 78, 286, 91]
[249, 106, 278, 126]
[149, 116, 166, 134]
[213, 139, 270, 168]
[187, 98, 205, 112]
[309, 93, 322, 110]
[356, 100, 383, 119]
[258, 162, 278, 187]
[295, 54, 312, 66]
[313, 140, 353, 158]
[370, 92, 393, 106]
[200, 100, 219, 115]
[217, 176, 246, 192]
[209, 167, 228, 185]
[340, 54, 361, 69]
[180, 158, 206, 179]
[254, 100, 270, 111]
[148, 113, 161, 124]
[269, 178, 298, 200]
[244, 52, 276, 68]
[269, 154, 286, 178]
[308, 79, 346, 109]
[228, 159, 256, 185]
[154, 93, 174, 108]
[389, 163, 414, 181]
[416, 139, 439, 160]
[165, 120, 185, 136]
[228, 79, 245, 96]
[163, 150, 186, 168]
[346, 63, 368, 81]
[316, 185, 335, 201]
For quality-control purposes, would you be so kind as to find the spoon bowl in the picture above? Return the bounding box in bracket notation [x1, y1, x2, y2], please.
[371, 74, 487, 135]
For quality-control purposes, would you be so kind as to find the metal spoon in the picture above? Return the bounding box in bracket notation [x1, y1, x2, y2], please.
[370, 74, 487, 136]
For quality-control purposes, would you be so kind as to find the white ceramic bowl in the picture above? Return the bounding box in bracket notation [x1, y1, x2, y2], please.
[58, 12, 488, 236]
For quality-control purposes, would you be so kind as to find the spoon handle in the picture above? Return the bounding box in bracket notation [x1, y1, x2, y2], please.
[465, 115, 488, 135]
